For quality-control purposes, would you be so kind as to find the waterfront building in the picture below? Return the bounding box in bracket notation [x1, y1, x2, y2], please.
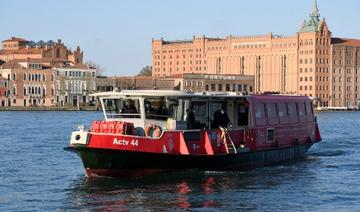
[95, 73, 254, 94]
[0, 59, 55, 106]
[0, 37, 83, 65]
[330, 38, 360, 108]
[152, 0, 360, 108]
[53, 66, 97, 107]
[96, 76, 179, 92]
[0, 76, 9, 106]
[0, 37, 97, 107]
[181, 73, 254, 93]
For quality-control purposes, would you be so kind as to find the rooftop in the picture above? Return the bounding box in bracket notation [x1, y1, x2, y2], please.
[2, 37, 28, 42]
[331, 38, 360, 46]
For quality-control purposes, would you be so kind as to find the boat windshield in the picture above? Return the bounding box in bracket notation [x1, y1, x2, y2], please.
[102, 98, 141, 119]
[144, 97, 190, 121]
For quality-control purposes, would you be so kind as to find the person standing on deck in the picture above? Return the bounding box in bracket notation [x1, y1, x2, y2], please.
[213, 104, 231, 129]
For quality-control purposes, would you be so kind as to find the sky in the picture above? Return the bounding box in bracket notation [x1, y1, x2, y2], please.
[0, 0, 359, 76]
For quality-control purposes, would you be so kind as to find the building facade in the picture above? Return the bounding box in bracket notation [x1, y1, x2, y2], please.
[181, 73, 254, 93]
[54, 67, 97, 107]
[330, 39, 360, 108]
[0, 37, 96, 107]
[152, 0, 360, 108]
[0, 60, 55, 106]
[0, 37, 83, 65]
[0, 76, 9, 106]
[96, 76, 179, 92]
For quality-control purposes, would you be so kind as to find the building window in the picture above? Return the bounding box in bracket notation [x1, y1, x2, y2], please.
[226, 84, 230, 91]
[244, 84, 248, 91]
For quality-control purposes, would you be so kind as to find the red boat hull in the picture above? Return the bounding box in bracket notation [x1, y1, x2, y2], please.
[66, 142, 314, 178]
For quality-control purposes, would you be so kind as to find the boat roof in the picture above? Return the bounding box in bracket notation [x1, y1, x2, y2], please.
[90, 90, 311, 101]
[90, 90, 250, 98]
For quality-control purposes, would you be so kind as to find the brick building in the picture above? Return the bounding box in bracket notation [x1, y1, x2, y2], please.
[0, 59, 55, 106]
[0, 37, 96, 107]
[152, 0, 360, 108]
[0, 37, 83, 65]
[330, 39, 360, 108]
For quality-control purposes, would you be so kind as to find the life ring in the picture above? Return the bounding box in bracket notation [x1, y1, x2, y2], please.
[145, 124, 162, 138]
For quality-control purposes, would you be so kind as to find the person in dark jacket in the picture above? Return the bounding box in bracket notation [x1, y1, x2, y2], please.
[121, 99, 138, 114]
[213, 104, 231, 128]
[187, 105, 196, 129]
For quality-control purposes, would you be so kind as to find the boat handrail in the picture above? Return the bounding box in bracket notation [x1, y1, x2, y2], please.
[219, 126, 237, 154]
[106, 113, 142, 119]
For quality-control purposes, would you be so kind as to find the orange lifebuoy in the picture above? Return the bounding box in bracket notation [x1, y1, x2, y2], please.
[153, 126, 162, 138]
[145, 124, 162, 138]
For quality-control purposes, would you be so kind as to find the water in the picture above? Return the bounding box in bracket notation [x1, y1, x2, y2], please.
[0, 111, 360, 211]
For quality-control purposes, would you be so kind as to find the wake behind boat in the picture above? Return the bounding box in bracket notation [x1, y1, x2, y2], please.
[65, 90, 321, 178]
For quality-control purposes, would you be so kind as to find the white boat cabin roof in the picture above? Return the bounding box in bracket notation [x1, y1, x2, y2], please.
[90, 90, 250, 98]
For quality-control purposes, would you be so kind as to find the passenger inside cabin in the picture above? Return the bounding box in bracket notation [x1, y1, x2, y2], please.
[187, 105, 196, 129]
[156, 103, 169, 120]
[121, 99, 138, 114]
[213, 104, 231, 129]
[145, 101, 156, 114]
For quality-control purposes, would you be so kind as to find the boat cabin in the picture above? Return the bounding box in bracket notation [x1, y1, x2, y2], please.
[93, 90, 251, 135]
[92, 90, 316, 146]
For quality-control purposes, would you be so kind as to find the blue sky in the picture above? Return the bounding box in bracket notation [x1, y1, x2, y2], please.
[0, 0, 359, 76]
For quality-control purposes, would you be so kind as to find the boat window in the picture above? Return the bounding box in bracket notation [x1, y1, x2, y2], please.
[267, 128, 275, 142]
[305, 101, 314, 122]
[103, 98, 141, 119]
[287, 102, 298, 124]
[254, 103, 267, 126]
[188, 101, 207, 129]
[144, 97, 173, 120]
[277, 103, 289, 124]
[237, 100, 249, 126]
[297, 102, 306, 123]
[266, 103, 279, 125]
[171, 98, 190, 121]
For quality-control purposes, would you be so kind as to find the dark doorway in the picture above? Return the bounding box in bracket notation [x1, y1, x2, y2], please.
[73, 96, 78, 107]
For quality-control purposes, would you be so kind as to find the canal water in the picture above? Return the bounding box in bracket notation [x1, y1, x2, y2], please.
[0, 111, 359, 211]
